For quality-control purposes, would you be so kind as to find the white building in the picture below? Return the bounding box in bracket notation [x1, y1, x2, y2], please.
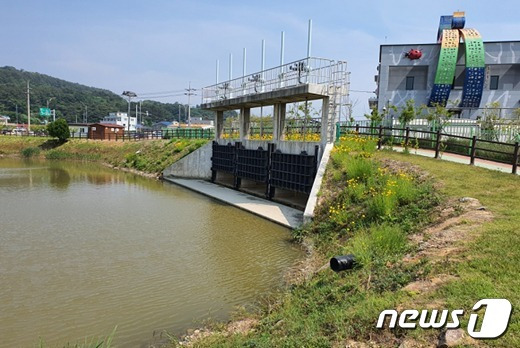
[101, 112, 137, 131]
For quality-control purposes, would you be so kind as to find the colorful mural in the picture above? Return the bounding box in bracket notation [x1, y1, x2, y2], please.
[428, 12, 485, 108]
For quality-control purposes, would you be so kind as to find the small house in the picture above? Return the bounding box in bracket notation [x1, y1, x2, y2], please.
[89, 123, 124, 140]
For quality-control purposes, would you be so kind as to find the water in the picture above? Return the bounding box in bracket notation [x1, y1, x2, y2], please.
[0, 159, 301, 347]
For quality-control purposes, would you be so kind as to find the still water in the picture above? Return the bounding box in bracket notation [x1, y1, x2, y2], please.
[0, 159, 301, 347]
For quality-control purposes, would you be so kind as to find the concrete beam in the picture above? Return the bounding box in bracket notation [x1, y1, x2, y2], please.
[273, 103, 286, 141]
[239, 107, 251, 141]
[216, 110, 224, 139]
[201, 83, 329, 111]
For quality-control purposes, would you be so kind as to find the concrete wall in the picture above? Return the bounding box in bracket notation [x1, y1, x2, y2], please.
[377, 41, 520, 119]
[162, 142, 213, 179]
[216, 139, 321, 157]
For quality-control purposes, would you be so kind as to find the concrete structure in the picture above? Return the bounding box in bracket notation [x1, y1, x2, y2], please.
[201, 57, 349, 154]
[101, 112, 137, 131]
[89, 123, 124, 140]
[163, 177, 303, 228]
[0, 116, 10, 125]
[69, 123, 91, 136]
[163, 142, 213, 179]
[376, 41, 520, 119]
[374, 14, 520, 120]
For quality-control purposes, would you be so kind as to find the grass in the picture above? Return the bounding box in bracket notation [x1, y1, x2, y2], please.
[185, 135, 441, 347]
[181, 135, 520, 347]
[38, 326, 117, 348]
[0, 136, 208, 174]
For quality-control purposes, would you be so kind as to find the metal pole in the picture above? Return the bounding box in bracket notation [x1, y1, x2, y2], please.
[26, 81, 30, 131]
[216, 59, 219, 85]
[242, 48, 246, 78]
[229, 53, 233, 81]
[280, 31, 285, 66]
[127, 97, 131, 132]
[307, 19, 312, 58]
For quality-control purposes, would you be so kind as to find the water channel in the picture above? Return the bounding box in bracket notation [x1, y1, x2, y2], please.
[0, 158, 302, 347]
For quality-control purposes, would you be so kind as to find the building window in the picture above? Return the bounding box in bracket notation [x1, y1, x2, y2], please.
[490, 75, 499, 90]
[405, 76, 414, 90]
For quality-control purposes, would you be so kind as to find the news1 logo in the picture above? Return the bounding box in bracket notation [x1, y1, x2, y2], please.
[376, 299, 512, 339]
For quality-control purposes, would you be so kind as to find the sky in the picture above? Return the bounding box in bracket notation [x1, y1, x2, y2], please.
[1, 0, 519, 118]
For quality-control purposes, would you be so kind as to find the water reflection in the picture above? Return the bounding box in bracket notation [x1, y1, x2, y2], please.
[0, 158, 301, 347]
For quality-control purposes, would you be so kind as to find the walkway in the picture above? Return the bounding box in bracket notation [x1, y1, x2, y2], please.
[163, 177, 304, 229]
[392, 146, 519, 175]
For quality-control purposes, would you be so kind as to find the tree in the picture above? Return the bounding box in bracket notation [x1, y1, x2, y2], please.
[426, 102, 454, 132]
[398, 99, 424, 127]
[47, 118, 70, 142]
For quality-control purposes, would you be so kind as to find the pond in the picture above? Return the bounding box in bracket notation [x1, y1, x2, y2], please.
[0, 158, 301, 347]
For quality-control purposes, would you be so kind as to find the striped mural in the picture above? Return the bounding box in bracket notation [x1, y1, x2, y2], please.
[428, 12, 485, 108]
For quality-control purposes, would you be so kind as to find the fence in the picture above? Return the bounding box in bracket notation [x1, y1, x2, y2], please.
[339, 124, 520, 174]
[211, 141, 319, 198]
[222, 124, 322, 141]
[340, 119, 520, 143]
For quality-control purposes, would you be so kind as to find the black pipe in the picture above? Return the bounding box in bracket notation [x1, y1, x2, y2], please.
[330, 255, 356, 272]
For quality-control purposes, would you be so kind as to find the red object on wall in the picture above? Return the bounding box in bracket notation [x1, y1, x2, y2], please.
[405, 49, 422, 60]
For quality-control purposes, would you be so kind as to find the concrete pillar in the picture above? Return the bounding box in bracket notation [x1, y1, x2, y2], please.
[239, 107, 251, 141]
[273, 103, 286, 141]
[320, 96, 332, 148]
[215, 110, 224, 140]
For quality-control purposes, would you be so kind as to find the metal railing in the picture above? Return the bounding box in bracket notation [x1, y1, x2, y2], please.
[202, 57, 348, 104]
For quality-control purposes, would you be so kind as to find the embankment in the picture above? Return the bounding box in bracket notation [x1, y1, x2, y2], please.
[0, 136, 208, 177]
[179, 134, 520, 347]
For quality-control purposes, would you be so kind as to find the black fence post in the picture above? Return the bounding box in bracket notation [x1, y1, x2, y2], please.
[405, 127, 410, 147]
[434, 130, 442, 159]
[512, 142, 519, 175]
[470, 136, 477, 165]
[268, 143, 276, 200]
[234, 142, 241, 189]
[355, 124, 359, 133]
[211, 141, 217, 182]
[377, 125, 383, 150]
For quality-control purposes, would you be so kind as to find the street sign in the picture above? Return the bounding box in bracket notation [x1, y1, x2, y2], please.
[39, 108, 51, 117]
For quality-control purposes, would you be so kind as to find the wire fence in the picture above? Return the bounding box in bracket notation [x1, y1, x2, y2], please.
[339, 124, 520, 174]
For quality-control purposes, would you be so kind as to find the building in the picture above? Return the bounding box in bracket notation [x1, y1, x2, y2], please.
[152, 121, 172, 131]
[89, 123, 124, 140]
[0, 115, 10, 125]
[101, 112, 137, 131]
[68, 123, 91, 137]
[374, 12, 520, 119]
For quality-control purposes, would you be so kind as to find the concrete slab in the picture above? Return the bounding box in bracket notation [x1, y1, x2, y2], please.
[163, 178, 304, 229]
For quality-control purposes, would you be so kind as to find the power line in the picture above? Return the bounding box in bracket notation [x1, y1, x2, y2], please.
[185, 82, 196, 127]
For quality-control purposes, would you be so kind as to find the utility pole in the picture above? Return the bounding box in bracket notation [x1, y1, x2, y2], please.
[122, 91, 137, 132]
[185, 82, 196, 127]
[26, 81, 30, 131]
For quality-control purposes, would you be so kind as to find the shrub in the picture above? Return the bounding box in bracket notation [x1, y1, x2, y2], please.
[47, 118, 70, 142]
[21, 147, 40, 158]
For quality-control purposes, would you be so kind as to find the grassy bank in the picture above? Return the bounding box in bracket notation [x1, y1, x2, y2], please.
[182, 135, 519, 347]
[0, 136, 208, 175]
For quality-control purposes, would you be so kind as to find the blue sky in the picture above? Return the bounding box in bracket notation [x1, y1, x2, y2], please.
[1, 0, 519, 117]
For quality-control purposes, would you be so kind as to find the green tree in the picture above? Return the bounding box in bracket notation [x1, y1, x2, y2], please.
[426, 102, 454, 132]
[479, 101, 501, 141]
[398, 99, 424, 127]
[47, 118, 70, 142]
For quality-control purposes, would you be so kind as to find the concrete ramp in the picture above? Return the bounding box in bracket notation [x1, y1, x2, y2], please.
[164, 178, 303, 229]
[163, 142, 212, 179]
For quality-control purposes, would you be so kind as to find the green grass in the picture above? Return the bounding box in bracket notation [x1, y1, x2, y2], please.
[184, 136, 520, 347]
[187, 135, 441, 347]
[0, 136, 208, 174]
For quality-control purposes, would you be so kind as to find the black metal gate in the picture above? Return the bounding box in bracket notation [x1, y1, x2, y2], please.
[211, 142, 319, 199]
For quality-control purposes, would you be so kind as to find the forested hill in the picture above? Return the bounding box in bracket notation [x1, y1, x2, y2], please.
[0, 66, 227, 125]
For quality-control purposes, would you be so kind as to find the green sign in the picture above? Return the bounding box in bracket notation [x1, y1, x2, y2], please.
[40, 108, 51, 117]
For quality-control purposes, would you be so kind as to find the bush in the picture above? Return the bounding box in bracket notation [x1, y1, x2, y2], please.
[47, 118, 70, 142]
[21, 147, 40, 158]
